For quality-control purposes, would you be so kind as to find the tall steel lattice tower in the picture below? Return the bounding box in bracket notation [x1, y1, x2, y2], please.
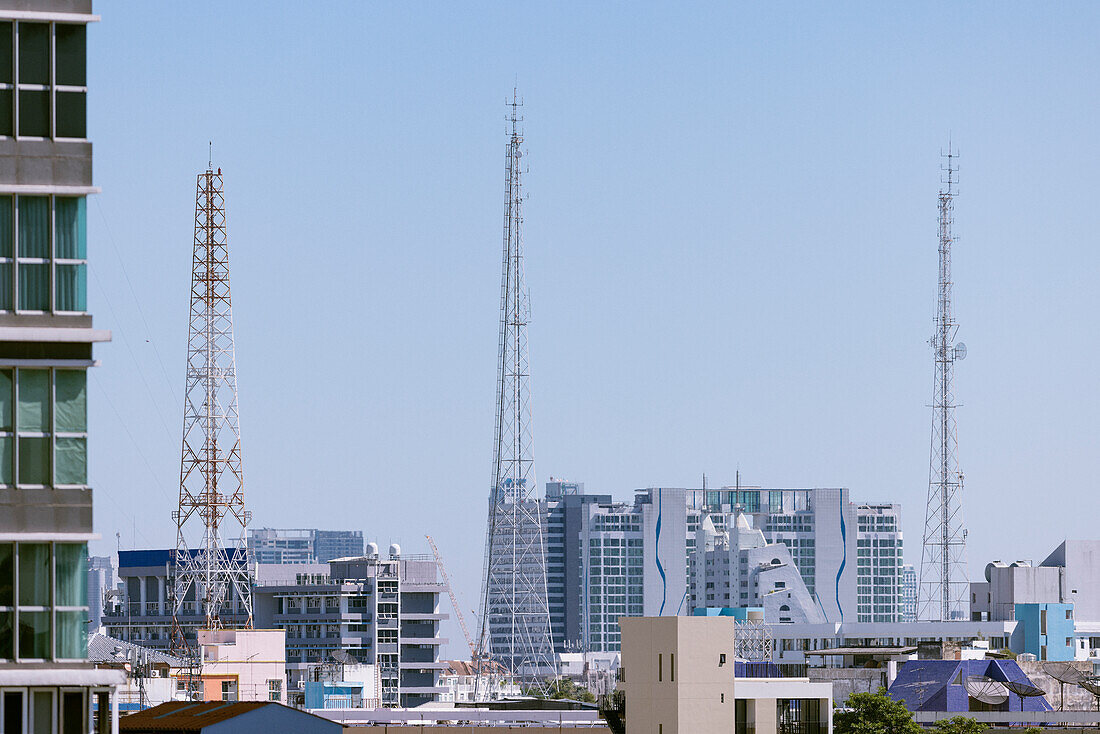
[476, 93, 555, 694]
[170, 162, 253, 657]
[918, 148, 968, 621]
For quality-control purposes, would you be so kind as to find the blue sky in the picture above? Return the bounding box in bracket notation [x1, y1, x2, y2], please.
[86, 2, 1100, 655]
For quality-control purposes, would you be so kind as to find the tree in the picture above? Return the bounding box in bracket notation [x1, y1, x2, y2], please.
[930, 716, 986, 734]
[524, 677, 597, 703]
[835, 689, 922, 734]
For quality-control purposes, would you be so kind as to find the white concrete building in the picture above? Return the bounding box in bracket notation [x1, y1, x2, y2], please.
[688, 513, 826, 624]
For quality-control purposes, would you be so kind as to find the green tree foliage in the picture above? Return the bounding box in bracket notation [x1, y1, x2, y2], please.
[835, 689, 922, 734]
[525, 677, 597, 703]
[930, 716, 986, 734]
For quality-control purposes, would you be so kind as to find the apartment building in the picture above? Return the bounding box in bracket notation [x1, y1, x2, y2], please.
[0, 3, 123, 731]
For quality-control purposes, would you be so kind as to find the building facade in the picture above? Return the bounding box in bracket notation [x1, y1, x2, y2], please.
[545, 482, 904, 653]
[900, 564, 917, 623]
[619, 615, 832, 734]
[970, 541, 1100, 661]
[87, 555, 114, 633]
[687, 513, 826, 625]
[252, 548, 446, 708]
[0, 3, 124, 731]
[247, 528, 364, 565]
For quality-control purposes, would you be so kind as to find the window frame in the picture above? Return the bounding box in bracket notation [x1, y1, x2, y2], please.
[0, 541, 89, 663]
[0, 196, 88, 315]
[1, 21, 87, 142]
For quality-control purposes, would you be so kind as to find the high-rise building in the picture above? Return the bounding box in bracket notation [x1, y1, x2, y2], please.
[0, 3, 123, 729]
[544, 482, 905, 652]
[246, 528, 365, 565]
[900, 564, 917, 623]
[687, 513, 826, 624]
[314, 530, 364, 563]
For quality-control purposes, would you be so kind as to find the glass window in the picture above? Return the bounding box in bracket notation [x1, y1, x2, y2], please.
[0, 88, 11, 138]
[55, 199, 86, 259]
[18, 263, 49, 310]
[0, 369, 10, 430]
[0, 22, 12, 83]
[55, 24, 86, 86]
[56, 610, 86, 659]
[18, 369, 50, 431]
[54, 543, 86, 607]
[55, 263, 86, 311]
[17, 197, 50, 259]
[0, 261, 11, 311]
[55, 437, 86, 484]
[4, 691, 24, 734]
[19, 436, 50, 484]
[61, 691, 84, 734]
[0, 611, 10, 659]
[18, 23, 49, 85]
[17, 89, 49, 137]
[0, 436, 10, 484]
[0, 543, 10, 605]
[32, 689, 53, 734]
[55, 91, 85, 139]
[18, 543, 50, 606]
[55, 371, 86, 432]
[0, 196, 11, 258]
[19, 610, 50, 658]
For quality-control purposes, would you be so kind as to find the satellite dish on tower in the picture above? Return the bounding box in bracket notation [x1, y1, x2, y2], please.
[954, 343, 967, 360]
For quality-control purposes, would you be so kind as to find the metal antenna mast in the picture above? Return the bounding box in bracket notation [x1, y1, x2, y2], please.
[918, 147, 968, 621]
[170, 164, 253, 664]
[476, 91, 555, 696]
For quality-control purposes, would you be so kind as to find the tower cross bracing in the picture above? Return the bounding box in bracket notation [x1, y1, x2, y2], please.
[170, 165, 253, 657]
[918, 149, 968, 622]
[476, 93, 555, 694]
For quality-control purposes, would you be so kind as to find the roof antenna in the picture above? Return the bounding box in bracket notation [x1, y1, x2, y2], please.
[208, 141, 212, 170]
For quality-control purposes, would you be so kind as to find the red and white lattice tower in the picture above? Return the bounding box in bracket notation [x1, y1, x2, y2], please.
[170, 162, 253, 659]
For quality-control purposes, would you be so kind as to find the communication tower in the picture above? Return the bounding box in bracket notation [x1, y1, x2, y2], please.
[917, 148, 968, 621]
[476, 92, 555, 695]
[169, 162, 253, 661]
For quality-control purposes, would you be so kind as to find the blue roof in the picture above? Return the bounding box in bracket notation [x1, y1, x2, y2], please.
[119, 547, 247, 570]
[889, 659, 1052, 713]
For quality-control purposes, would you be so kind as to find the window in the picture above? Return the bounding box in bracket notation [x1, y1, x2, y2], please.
[4, 690, 24, 734]
[221, 680, 237, 702]
[658, 653, 662, 682]
[268, 679, 282, 702]
[61, 690, 85, 734]
[0, 22, 87, 139]
[33, 689, 54, 734]
[0, 196, 88, 313]
[0, 369, 88, 487]
[1, 542, 88, 662]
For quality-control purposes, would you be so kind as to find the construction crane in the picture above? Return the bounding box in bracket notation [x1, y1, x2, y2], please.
[425, 535, 477, 659]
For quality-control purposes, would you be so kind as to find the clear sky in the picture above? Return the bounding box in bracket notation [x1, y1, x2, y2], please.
[86, 2, 1100, 656]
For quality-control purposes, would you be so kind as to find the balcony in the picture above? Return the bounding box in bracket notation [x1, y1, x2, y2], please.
[398, 660, 448, 670]
[399, 637, 446, 646]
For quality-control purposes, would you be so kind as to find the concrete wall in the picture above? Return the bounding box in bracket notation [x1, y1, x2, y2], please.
[808, 668, 887, 705]
[1016, 660, 1097, 711]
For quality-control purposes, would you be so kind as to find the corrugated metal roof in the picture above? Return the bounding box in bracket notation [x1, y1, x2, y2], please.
[87, 633, 187, 668]
[119, 701, 271, 731]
